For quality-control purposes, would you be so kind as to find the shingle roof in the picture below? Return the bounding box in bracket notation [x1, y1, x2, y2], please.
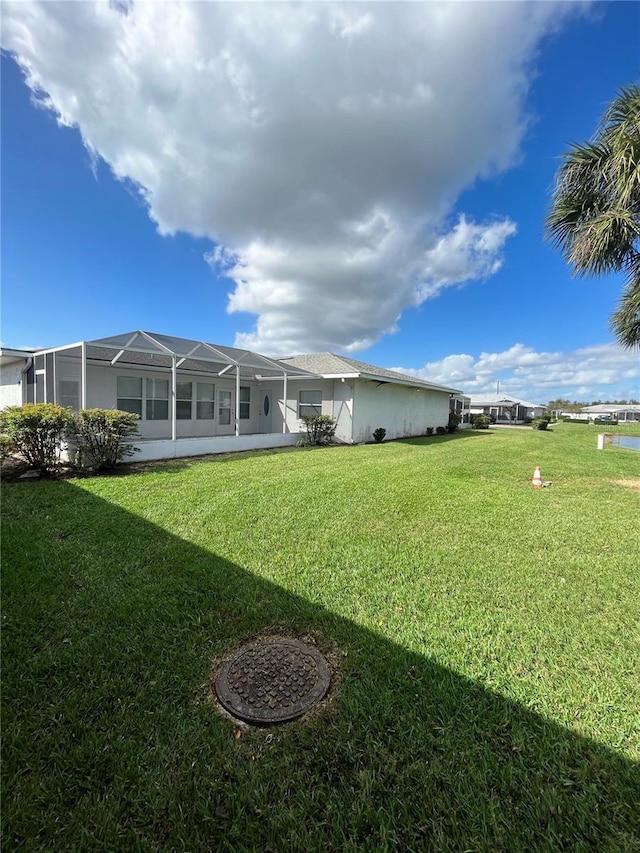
[581, 404, 640, 414]
[279, 352, 461, 394]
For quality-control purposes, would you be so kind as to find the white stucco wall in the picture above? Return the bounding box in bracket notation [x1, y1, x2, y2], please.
[281, 379, 343, 437]
[280, 377, 449, 443]
[331, 379, 354, 442]
[351, 380, 450, 443]
[0, 361, 25, 408]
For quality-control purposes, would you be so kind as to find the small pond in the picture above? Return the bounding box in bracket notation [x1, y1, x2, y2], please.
[609, 434, 640, 451]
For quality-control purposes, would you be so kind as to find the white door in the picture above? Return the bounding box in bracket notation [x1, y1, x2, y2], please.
[259, 391, 272, 433]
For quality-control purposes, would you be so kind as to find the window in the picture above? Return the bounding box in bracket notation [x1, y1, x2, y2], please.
[239, 386, 250, 420]
[146, 378, 169, 420]
[299, 389, 322, 418]
[117, 376, 143, 417]
[58, 379, 80, 412]
[197, 383, 215, 419]
[176, 381, 192, 420]
[218, 389, 232, 425]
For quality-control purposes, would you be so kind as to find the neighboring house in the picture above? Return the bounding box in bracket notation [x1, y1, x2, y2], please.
[0, 347, 36, 408]
[0, 331, 462, 461]
[557, 411, 589, 421]
[580, 404, 640, 422]
[280, 352, 462, 444]
[469, 395, 545, 424]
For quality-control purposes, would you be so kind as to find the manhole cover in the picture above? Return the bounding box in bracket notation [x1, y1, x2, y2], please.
[214, 637, 331, 724]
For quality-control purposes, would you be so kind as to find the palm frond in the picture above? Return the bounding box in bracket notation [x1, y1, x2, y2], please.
[547, 81, 640, 346]
[610, 264, 640, 349]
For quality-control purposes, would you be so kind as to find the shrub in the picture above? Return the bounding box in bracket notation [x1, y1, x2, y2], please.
[471, 414, 490, 429]
[0, 404, 74, 474]
[300, 414, 336, 446]
[425, 427, 434, 436]
[436, 426, 447, 435]
[372, 428, 386, 443]
[74, 409, 140, 470]
[531, 418, 549, 430]
[0, 434, 14, 460]
[447, 412, 461, 433]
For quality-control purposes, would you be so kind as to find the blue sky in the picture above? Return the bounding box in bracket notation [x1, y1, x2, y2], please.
[1, 1, 638, 404]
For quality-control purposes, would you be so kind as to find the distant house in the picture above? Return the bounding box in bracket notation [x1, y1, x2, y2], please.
[0, 331, 462, 461]
[469, 395, 545, 424]
[580, 404, 640, 423]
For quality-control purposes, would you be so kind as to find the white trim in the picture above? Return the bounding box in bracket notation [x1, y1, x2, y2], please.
[235, 365, 240, 436]
[283, 373, 288, 433]
[171, 356, 177, 441]
[81, 342, 87, 409]
[130, 432, 301, 462]
[138, 331, 174, 354]
[35, 341, 84, 356]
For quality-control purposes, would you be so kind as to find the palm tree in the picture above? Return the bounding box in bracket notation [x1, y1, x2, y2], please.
[546, 83, 640, 348]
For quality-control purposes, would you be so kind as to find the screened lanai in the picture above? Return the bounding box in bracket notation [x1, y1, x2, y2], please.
[27, 331, 318, 447]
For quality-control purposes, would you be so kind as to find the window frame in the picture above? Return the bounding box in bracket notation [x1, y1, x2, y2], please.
[146, 378, 169, 421]
[298, 389, 322, 419]
[239, 386, 251, 420]
[196, 382, 215, 420]
[176, 380, 193, 420]
[117, 376, 143, 418]
[218, 389, 233, 426]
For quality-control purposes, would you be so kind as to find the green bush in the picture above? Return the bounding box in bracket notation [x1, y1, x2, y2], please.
[447, 412, 461, 433]
[0, 404, 74, 474]
[74, 409, 139, 470]
[471, 414, 490, 429]
[426, 427, 434, 436]
[532, 417, 549, 430]
[372, 428, 386, 443]
[300, 414, 337, 446]
[0, 433, 14, 460]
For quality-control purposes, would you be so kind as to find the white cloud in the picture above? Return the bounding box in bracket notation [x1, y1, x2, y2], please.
[396, 343, 640, 403]
[2, 1, 582, 353]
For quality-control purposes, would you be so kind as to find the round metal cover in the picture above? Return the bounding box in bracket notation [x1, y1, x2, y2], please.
[215, 637, 331, 724]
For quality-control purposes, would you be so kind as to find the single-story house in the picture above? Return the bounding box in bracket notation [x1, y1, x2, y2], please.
[0, 331, 463, 461]
[580, 404, 640, 423]
[469, 395, 546, 424]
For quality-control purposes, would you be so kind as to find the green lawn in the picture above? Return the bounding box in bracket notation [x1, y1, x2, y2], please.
[2, 423, 639, 851]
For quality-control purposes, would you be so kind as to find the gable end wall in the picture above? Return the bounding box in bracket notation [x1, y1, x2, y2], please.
[352, 380, 449, 442]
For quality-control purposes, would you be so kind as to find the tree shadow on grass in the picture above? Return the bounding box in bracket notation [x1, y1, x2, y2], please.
[2, 481, 638, 852]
